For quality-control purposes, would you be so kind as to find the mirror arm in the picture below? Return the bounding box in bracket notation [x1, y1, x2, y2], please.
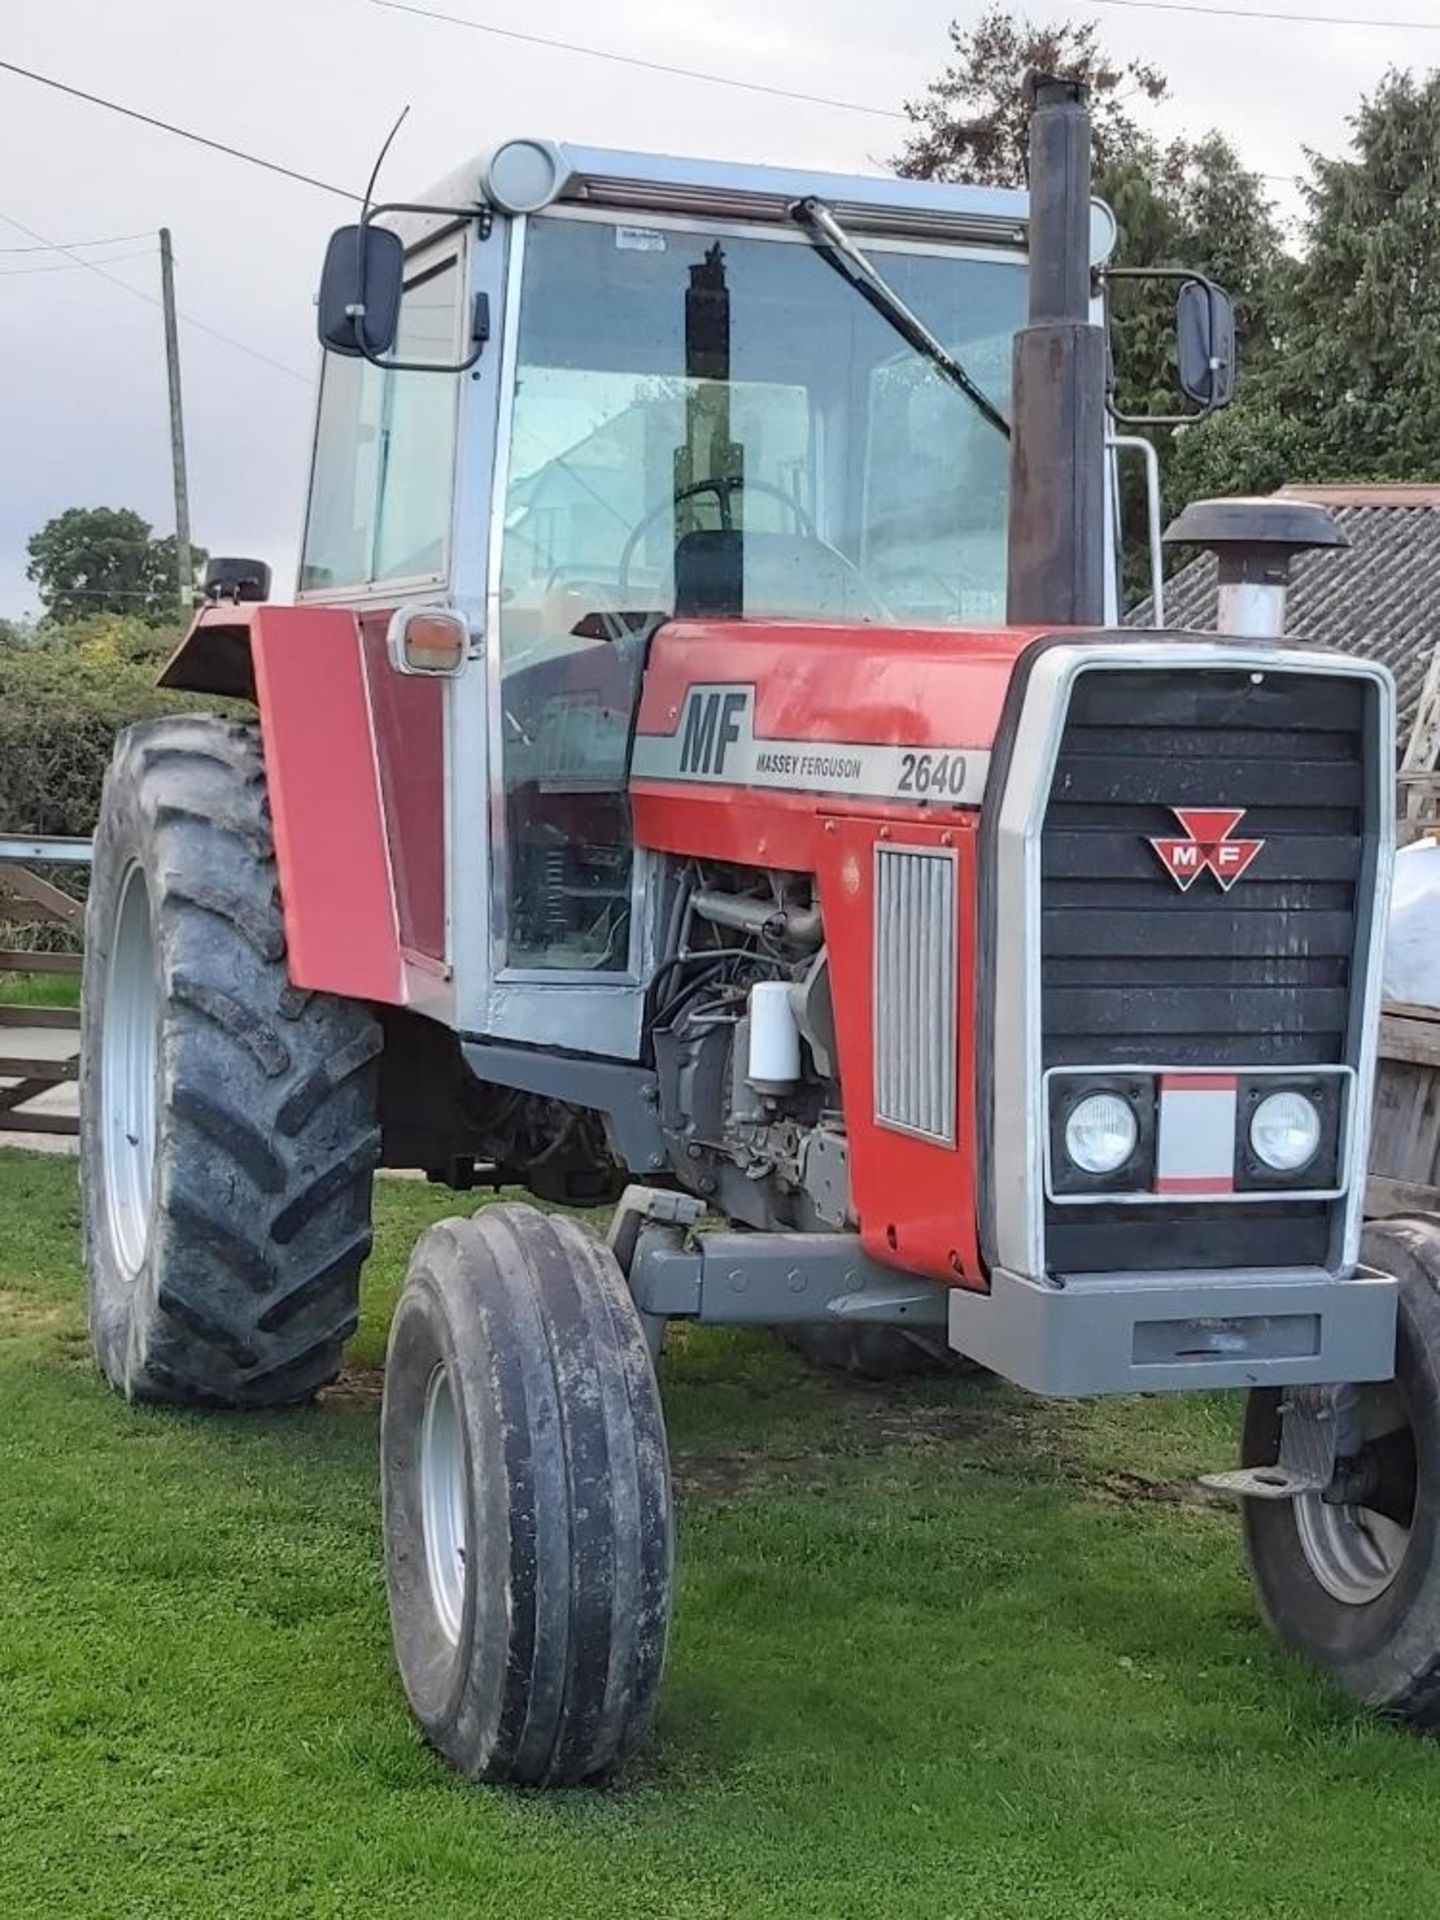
[1099, 265, 1231, 429]
[1106, 397, 1225, 430]
[351, 200, 494, 375]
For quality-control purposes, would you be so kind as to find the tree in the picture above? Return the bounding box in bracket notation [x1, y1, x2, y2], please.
[897, 15, 1440, 568]
[896, 8, 1291, 597]
[25, 506, 206, 623]
[1276, 68, 1440, 481]
[1164, 70, 1440, 508]
[897, 9, 1287, 409]
[0, 618, 193, 838]
[1104, 135, 1287, 427]
[1162, 393, 1321, 509]
[897, 7, 1168, 188]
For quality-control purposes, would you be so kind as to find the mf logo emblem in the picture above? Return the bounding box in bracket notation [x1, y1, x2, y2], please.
[678, 688, 749, 777]
[1149, 807, 1265, 892]
[631, 680, 988, 802]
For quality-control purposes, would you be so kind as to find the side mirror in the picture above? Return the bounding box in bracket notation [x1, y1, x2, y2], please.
[203, 556, 271, 605]
[1103, 266, 1238, 427]
[1177, 279, 1236, 411]
[317, 223, 404, 358]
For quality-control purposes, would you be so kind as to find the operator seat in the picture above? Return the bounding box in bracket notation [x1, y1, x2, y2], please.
[673, 529, 882, 622]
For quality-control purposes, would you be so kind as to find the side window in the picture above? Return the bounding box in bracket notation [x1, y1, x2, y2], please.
[300, 353, 383, 591]
[374, 259, 462, 582]
[301, 252, 462, 593]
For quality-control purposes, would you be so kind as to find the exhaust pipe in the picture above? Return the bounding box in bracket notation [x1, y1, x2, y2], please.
[1163, 497, 1348, 642]
[1005, 75, 1108, 630]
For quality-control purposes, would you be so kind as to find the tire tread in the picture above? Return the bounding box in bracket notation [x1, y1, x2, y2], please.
[382, 1203, 671, 1787]
[82, 713, 380, 1409]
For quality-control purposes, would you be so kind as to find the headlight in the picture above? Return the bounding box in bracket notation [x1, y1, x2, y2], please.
[1249, 1090, 1321, 1173]
[1064, 1091, 1139, 1176]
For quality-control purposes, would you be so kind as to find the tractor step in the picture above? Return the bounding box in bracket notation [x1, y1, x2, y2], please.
[1199, 1382, 1356, 1501]
[1198, 1464, 1328, 1501]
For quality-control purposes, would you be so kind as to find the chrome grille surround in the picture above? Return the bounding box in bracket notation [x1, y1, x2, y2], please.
[985, 641, 1395, 1284]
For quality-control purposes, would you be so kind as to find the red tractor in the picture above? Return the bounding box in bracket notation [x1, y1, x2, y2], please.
[81, 81, 1427, 1785]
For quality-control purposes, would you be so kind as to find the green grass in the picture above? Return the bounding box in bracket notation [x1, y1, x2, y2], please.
[1, 1148, 1437, 1919]
[0, 970, 81, 1007]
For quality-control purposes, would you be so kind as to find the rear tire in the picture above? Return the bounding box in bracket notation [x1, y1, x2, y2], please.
[1241, 1216, 1440, 1726]
[80, 716, 381, 1408]
[381, 1203, 672, 1785]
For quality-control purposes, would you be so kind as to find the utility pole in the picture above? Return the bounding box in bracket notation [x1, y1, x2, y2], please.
[158, 228, 193, 611]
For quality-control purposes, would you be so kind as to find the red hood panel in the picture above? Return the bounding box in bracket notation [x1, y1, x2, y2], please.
[630, 619, 1052, 868]
[635, 619, 1048, 754]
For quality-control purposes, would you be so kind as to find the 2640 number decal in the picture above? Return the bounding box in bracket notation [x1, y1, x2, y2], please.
[897, 750, 971, 798]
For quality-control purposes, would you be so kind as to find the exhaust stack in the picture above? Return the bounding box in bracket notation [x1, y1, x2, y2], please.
[1005, 76, 1108, 630]
[1163, 497, 1348, 641]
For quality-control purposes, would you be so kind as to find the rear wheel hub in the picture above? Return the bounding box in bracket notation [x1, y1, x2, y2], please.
[100, 861, 160, 1279]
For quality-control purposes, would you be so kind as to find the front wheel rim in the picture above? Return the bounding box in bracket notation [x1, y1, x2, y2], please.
[1293, 1381, 1415, 1606]
[420, 1364, 469, 1643]
[1295, 1493, 1411, 1606]
[100, 862, 160, 1279]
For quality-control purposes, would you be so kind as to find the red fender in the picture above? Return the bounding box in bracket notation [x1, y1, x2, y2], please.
[161, 605, 424, 1006]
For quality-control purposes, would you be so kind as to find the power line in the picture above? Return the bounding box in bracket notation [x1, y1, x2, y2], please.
[367, 0, 909, 118]
[16, 584, 185, 602]
[0, 213, 313, 385]
[0, 230, 151, 254]
[0, 59, 361, 202]
[1086, 0, 1439, 29]
[0, 30, 1312, 231]
[368, 1, 1310, 183]
[0, 247, 155, 278]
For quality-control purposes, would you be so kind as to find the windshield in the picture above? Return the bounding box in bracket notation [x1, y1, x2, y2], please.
[495, 212, 1026, 973]
[501, 214, 1025, 637]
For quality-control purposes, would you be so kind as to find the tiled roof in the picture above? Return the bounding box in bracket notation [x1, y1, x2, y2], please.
[1129, 486, 1440, 749]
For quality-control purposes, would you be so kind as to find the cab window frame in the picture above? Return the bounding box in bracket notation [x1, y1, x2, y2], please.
[297, 234, 468, 602]
[484, 206, 1028, 985]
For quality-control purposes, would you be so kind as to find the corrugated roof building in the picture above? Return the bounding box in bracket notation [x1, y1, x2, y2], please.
[1131, 486, 1440, 749]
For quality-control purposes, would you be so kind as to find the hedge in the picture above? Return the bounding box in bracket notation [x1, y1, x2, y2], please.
[0, 616, 217, 955]
[0, 615, 202, 840]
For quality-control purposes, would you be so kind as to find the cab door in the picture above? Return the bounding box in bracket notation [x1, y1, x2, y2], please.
[450, 212, 656, 1061]
[299, 229, 477, 1021]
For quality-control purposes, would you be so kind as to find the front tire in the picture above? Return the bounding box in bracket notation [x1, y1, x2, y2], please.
[81, 716, 382, 1408]
[381, 1203, 673, 1785]
[1242, 1216, 1440, 1726]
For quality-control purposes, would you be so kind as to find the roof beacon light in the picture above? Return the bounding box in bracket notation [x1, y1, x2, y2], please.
[484, 139, 571, 215]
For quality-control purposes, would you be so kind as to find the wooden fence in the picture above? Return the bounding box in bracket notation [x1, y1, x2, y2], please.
[1368, 1001, 1440, 1219]
[0, 836, 90, 1139]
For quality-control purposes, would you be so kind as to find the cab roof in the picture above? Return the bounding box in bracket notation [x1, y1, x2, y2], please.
[396, 137, 1116, 264]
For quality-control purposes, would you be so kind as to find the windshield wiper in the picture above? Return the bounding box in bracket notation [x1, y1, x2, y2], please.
[788, 197, 1011, 442]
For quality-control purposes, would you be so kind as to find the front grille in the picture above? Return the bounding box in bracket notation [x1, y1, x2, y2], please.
[1040, 665, 1374, 1272]
[874, 844, 957, 1144]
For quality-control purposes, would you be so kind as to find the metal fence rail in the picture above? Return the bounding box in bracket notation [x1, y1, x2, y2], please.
[0, 836, 92, 1139]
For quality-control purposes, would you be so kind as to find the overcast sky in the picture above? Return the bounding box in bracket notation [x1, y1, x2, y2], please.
[1, 0, 1433, 618]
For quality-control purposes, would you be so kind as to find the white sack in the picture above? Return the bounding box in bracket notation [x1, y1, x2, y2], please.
[1383, 837, 1440, 1008]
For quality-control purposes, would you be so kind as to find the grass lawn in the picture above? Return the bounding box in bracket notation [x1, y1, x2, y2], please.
[0, 971, 81, 1008]
[1, 1146, 1436, 1918]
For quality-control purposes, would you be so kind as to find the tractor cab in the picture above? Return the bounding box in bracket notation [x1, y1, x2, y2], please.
[290, 141, 1120, 1048]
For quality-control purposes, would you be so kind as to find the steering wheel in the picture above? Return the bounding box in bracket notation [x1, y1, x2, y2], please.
[617, 476, 820, 592]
